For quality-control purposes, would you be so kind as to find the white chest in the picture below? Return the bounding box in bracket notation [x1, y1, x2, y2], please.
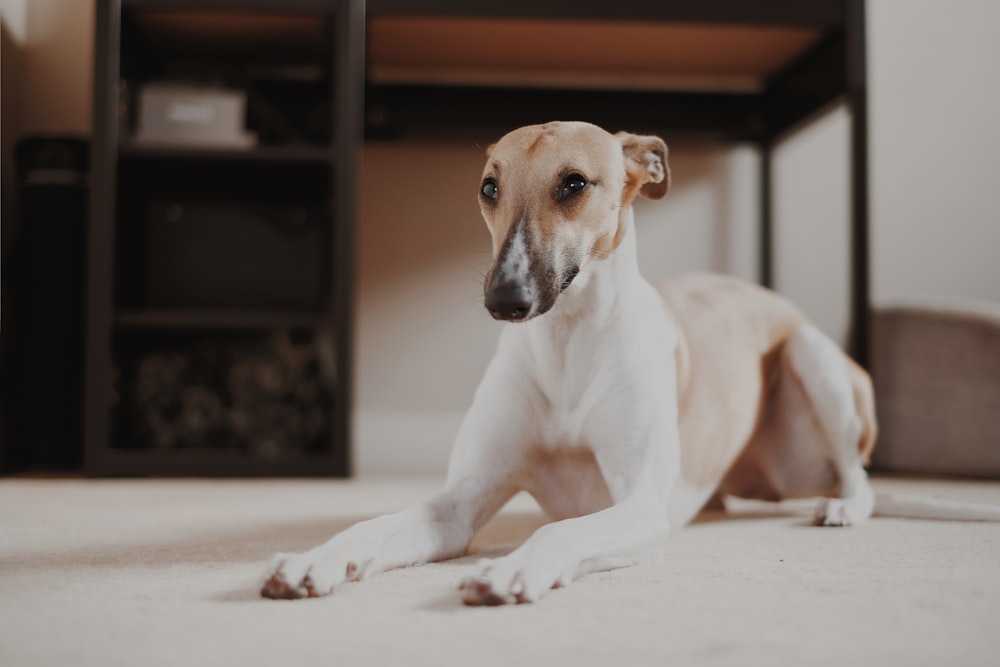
[526, 329, 626, 450]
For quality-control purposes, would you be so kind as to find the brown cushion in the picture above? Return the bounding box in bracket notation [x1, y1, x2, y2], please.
[871, 299, 1000, 478]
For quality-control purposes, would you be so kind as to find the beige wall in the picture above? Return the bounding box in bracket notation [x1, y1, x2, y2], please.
[0, 0, 92, 134]
[4, 0, 999, 474]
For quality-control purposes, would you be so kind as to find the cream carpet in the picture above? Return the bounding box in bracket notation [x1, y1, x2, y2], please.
[2, 475, 999, 667]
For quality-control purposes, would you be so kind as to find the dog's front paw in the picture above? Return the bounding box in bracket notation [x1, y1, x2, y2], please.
[458, 556, 570, 606]
[260, 550, 362, 600]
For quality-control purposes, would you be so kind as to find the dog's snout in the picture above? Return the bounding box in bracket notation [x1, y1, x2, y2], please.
[485, 283, 533, 322]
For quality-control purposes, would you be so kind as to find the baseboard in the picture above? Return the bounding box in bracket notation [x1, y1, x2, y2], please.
[353, 410, 464, 476]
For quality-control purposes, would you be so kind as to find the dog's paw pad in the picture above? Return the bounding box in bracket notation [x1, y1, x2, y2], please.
[261, 552, 340, 600]
[261, 572, 307, 600]
[459, 573, 539, 605]
[459, 576, 512, 606]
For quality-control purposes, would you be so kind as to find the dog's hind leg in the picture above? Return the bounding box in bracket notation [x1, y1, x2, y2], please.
[783, 323, 877, 526]
[720, 321, 877, 528]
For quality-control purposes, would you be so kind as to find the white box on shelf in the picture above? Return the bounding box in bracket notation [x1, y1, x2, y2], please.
[132, 83, 257, 149]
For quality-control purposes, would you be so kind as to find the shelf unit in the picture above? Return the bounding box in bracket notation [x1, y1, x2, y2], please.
[364, 0, 870, 367]
[85, 0, 363, 476]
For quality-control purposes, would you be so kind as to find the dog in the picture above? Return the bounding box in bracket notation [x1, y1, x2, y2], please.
[261, 121, 1000, 605]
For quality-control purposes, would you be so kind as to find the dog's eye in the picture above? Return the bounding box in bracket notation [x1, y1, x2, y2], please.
[560, 173, 587, 199]
[481, 179, 499, 201]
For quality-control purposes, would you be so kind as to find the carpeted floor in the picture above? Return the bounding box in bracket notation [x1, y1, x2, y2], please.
[1, 475, 999, 667]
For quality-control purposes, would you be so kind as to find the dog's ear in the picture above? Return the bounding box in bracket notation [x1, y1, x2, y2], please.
[616, 132, 670, 200]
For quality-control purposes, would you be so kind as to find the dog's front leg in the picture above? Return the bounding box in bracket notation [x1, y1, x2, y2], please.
[262, 355, 530, 600]
[460, 406, 679, 605]
[261, 475, 509, 599]
[460, 480, 670, 606]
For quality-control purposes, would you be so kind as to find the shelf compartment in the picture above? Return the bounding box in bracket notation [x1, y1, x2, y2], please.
[120, 6, 335, 149]
[126, 8, 328, 65]
[111, 328, 336, 460]
[115, 160, 332, 311]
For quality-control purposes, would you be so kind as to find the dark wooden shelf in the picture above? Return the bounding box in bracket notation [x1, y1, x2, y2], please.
[123, 0, 343, 12]
[119, 142, 334, 165]
[88, 0, 363, 478]
[366, 0, 846, 28]
[101, 449, 343, 477]
[115, 308, 328, 330]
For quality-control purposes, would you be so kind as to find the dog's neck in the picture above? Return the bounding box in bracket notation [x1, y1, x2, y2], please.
[530, 206, 646, 336]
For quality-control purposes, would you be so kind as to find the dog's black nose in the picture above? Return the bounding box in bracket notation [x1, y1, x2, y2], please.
[485, 283, 533, 321]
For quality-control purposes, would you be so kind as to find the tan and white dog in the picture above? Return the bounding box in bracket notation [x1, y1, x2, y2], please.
[262, 121, 999, 605]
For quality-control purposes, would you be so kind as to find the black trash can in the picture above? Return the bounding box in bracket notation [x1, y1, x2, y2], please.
[1, 136, 89, 471]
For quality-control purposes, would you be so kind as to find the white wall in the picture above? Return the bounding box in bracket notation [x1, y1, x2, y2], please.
[868, 0, 1000, 305]
[772, 107, 852, 344]
[5, 0, 999, 475]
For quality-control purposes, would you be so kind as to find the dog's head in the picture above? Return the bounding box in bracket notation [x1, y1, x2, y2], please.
[479, 121, 669, 322]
